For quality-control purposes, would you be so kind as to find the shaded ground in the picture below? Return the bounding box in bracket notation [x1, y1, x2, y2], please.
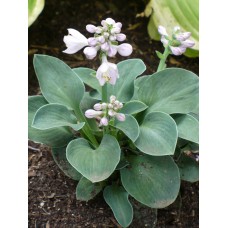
[28, 0, 199, 227]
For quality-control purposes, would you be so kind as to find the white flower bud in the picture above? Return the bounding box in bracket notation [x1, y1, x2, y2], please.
[101, 103, 107, 109]
[115, 22, 122, 29]
[117, 43, 133, 56]
[108, 109, 116, 117]
[114, 100, 120, 106]
[105, 18, 116, 25]
[158, 26, 168, 36]
[116, 113, 125, 122]
[97, 36, 105, 44]
[116, 33, 126, 42]
[86, 24, 97, 33]
[118, 102, 123, 109]
[173, 26, 181, 33]
[95, 27, 103, 34]
[111, 27, 121, 34]
[93, 103, 102, 111]
[108, 104, 113, 109]
[110, 95, 116, 103]
[99, 117, 109, 126]
[83, 47, 97, 59]
[107, 44, 118, 57]
[87, 37, 97, 46]
[161, 36, 168, 46]
[103, 32, 109, 38]
[85, 109, 103, 118]
[109, 35, 116, 41]
[101, 42, 109, 52]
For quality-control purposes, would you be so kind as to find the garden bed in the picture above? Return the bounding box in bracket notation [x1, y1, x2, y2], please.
[28, 0, 199, 227]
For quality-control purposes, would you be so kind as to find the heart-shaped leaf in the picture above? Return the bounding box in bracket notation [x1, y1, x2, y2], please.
[134, 112, 178, 156]
[104, 185, 133, 227]
[172, 114, 199, 143]
[121, 100, 148, 115]
[32, 103, 85, 131]
[177, 153, 199, 182]
[28, 96, 74, 147]
[76, 177, 102, 201]
[33, 55, 85, 110]
[111, 114, 139, 142]
[107, 59, 146, 102]
[52, 147, 81, 180]
[138, 68, 199, 114]
[121, 155, 180, 208]
[66, 134, 121, 182]
[73, 67, 102, 94]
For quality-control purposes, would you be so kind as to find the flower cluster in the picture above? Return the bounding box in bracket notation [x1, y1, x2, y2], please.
[85, 95, 125, 127]
[158, 26, 195, 56]
[63, 18, 133, 86]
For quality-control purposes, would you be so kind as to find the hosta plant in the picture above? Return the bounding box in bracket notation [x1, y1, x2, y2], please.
[28, 18, 199, 227]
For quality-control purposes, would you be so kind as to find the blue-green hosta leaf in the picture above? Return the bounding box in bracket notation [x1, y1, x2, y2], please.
[52, 147, 81, 180]
[147, 0, 199, 57]
[28, 0, 45, 27]
[33, 55, 85, 110]
[177, 153, 199, 182]
[32, 103, 85, 131]
[76, 177, 102, 201]
[66, 134, 121, 183]
[134, 112, 178, 156]
[172, 114, 199, 143]
[131, 75, 148, 100]
[104, 186, 133, 227]
[28, 96, 74, 147]
[121, 100, 148, 115]
[121, 155, 180, 208]
[138, 68, 199, 114]
[73, 67, 102, 94]
[107, 59, 146, 102]
[111, 114, 139, 142]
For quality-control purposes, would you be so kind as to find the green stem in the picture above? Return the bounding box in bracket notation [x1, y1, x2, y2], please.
[74, 106, 99, 148]
[102, 83, 108, 102]
[157, 46, 170, 72]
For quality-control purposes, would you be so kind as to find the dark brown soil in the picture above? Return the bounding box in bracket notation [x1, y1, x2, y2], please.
[28, 0, 199, 227]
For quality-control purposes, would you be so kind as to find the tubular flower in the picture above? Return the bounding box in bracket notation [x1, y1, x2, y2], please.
[158, 25, 195, 56]
[63, 29, 88, 54]
[96, 61, 119, 86]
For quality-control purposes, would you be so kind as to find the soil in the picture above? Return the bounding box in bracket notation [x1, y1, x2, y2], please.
[28, 0, 199, 227]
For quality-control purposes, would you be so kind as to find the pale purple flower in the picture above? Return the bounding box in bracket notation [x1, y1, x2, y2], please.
[161, 36, 169, 46]
[175, 32, 191, 41]
[96, 62, 119, 86]
[117, 43, 133, 56]
[115, 22, 122, 29]
[170, 46, 186, 56]
[86, 24, 97, 33]
[97, 36, 105, 44]
[116, 113, 126, 122]
[158, 26, 168, 36]
[85, 109, 103, 118]
[83, 47, 98, 59]
[87, 37, 97, 46]
[99, 117, 109, 126]
[93, 103, 102, 111]
[63, 29, 88, 54]
[104, 18, 116, 25]
[109, 35, 117, 41]
[181, 40, 195, 48]
[101, 42, 109, 52]
[111, 27, 121, 34]
[108, 109, 116, 117]
[116, 33, 126, 42]
[107, 44, 118, 57]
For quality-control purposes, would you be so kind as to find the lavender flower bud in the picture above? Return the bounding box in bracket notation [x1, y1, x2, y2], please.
[100, 117, 109, 126]
[116, 113, 125, 121]
[181, 39, 195, 48]
[111, 27, 121, 34]
[83, 47, 97, 59]
[105, 18, 116, 25]
[115, 22, 122, 29]
[108, 104, 113, 109]
[101, 42, 109, 52]
[101, 103, 107, 109]
[107, 45, 118, 57]
[86, 24, 97, 33]
[97, 36, 105, 44]
[108, 109, 116, 117]
[103, 32, 109, 38]
[175, 32, 191, 41]
[116, 33, 126, 42]
[88, 37, 97, 46]
[117, 43, 133, 56]
[109, 35, 116, 41]
[110, 95, 116, 103]
[85, 109, 103, 118]
[170, 46, 186, 56]
[93, 103, 102, 111]
[158, 26, 168, 36]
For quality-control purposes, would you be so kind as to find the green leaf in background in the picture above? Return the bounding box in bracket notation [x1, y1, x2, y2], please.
[172, 114, 199, 143]
[104, 186, 133, 227]
[177, 153, 199, 182]
[112, 114, 139, 142]
[121, 155, 180, 208]
[121, 100, 148, 115]
[28, 96, 74, 147]
[66, 134, 121, 182]
[33, 55, 85, 110]
[135, 112, 177, 156]
[107, 59, 146, 102]
[138, 68, 199, 114]
[73, 67, 102, 94]
[32, 104, 85, 131]
[52, 147, 82, 181]
[76, 177, 102, 201]
[147, 0, 199, 57]
[28, 0, 45, 27]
